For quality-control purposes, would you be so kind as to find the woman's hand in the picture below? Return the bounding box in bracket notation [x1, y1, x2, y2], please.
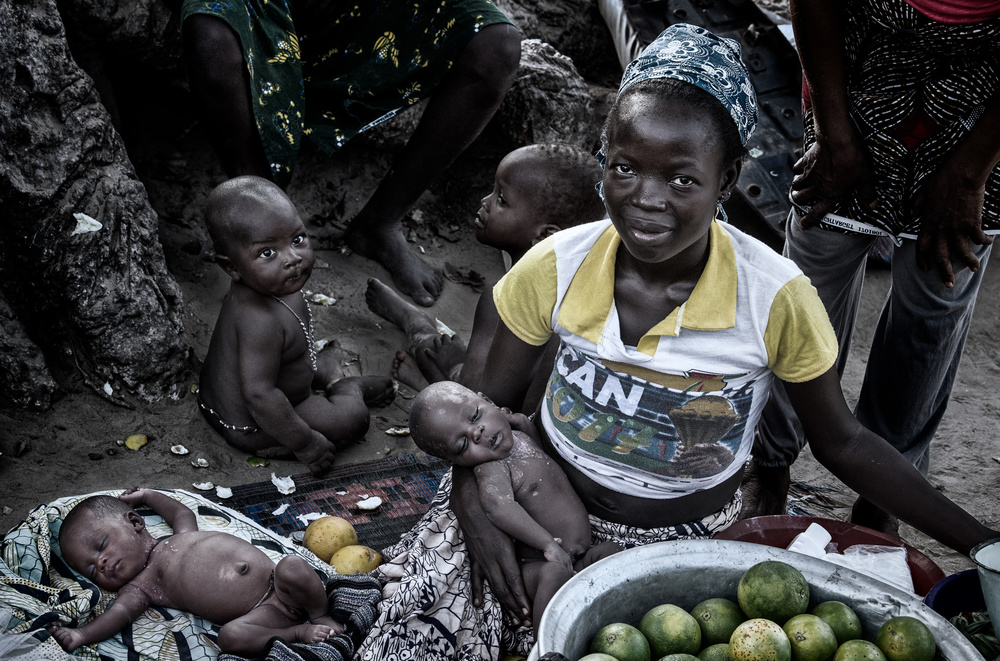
[790, 133, 876, 229]
[913, 162, 994, 288]
[450, 466, 531, 625]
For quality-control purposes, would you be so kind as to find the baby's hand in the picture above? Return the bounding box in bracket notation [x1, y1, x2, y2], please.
[118, 488, 148, 507]
[294, 431, 336, 476]
[294, 623, 340, 643]
[48, 626, 86, 652]
[543, 540, 574, 573]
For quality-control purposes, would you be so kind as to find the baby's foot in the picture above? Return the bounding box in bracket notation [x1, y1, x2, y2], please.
[328, 375, 396, 407]
[295, 623, 340, 643]
[392, 350, 431, 391]
[366, 278, 440, 348]
[347, 225, 444, 307]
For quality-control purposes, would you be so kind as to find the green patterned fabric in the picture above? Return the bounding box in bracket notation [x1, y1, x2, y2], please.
[0, 489, 337, 661]
[180, 0, 513, 187]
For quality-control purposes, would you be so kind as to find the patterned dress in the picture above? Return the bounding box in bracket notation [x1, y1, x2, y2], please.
[180, 0, 513, 186]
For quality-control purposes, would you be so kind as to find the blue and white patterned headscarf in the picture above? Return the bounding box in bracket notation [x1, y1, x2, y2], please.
[597, 23, 758, 173]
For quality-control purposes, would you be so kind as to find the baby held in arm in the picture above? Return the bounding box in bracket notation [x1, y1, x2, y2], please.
[408, 381, 620, 630]
[50, 489, 343, 657]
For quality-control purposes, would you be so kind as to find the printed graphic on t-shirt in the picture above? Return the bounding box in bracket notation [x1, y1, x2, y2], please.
[545, 342, 753, 480]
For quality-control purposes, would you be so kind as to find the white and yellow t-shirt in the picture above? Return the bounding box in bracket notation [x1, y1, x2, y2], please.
[494, 219, 837, 499]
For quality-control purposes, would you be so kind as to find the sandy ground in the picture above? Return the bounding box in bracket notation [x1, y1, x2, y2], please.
[1, 24, 998, 583]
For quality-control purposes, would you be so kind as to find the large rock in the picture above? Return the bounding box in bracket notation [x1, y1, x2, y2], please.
[0, 0, 189, 406]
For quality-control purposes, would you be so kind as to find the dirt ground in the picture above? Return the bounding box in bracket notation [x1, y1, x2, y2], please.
[1, 15, 998, 584]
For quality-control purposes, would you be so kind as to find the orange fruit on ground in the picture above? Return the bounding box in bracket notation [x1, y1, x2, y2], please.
[737, 561, 810, 625]
[811, 602, 863, 646]
[639, 603, 702, 658]
[302, 516, 358, 562]
[875, 616, 935, 661]
[698, 643, 734, 660]
[729, 618, 791, 661]
[691, 598, 745, 646]
[783, 614, 838, 661]
[833, 640, 886, 661]
[590, 622, 651, 661]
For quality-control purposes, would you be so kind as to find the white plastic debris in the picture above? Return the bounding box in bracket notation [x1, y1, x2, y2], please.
[192, 482, 214, 491]
[357, 496, 383, 511]
[271, 473, 296, 495]
[191, 457, 209, 468]
[103, 382, 113, 396]
[215, 486, 233, 499]
[272, 503, 289, 516]
[295, 512, 328, 527]
[308, 292, 337, 306]
[170, 445, 189, 455]
[385, 426, 410, 436]
[434, 319, 456, 337]
[71, 212, 102, 235]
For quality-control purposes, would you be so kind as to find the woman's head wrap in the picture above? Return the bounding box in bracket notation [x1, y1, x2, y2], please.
[618, 23, 758, 146]
[596, 23, 759, 175]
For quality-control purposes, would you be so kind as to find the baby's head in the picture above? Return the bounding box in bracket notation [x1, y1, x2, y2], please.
[205, 175, 315, 297]
[475, 144, 606, 256]
[59, 495, 154, 591]
[409, 381, 514, 467]
[597, 24, 757, 265]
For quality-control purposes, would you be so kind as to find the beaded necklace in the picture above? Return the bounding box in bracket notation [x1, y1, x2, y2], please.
[273, 292, 318, 371]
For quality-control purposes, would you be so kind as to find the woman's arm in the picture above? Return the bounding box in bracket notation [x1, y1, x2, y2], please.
[784, 369, 998, 554]
[788, 0, 875, 226]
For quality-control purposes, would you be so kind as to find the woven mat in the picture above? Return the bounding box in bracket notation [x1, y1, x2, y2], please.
[207, 453, 449, 553]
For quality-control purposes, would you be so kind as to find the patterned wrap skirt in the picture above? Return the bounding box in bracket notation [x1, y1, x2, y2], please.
[180, 0, 513, 187]
[802, 0, 1000, 237]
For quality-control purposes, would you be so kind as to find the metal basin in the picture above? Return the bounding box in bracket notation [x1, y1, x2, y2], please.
[531, 539, 982, 660]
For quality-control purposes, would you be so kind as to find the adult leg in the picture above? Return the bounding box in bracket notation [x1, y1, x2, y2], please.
[182, 14, 269, 178]
[345, 23, 521, 307]
[850, 239, 991, 530]
[744, 213, 875, 518]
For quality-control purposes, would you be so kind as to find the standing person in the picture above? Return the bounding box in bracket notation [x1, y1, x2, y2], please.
[355, 25, 999, 660]
[180, 0, 521, 307]
[748, 0, 1000, 529]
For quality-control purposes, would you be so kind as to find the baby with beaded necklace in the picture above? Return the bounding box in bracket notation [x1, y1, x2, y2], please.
[198, 176, 394, 475]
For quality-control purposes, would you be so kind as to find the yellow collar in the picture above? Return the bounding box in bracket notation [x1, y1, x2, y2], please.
[558, 220, 737, 355]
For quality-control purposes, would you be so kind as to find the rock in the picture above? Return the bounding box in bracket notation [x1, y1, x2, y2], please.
[0, 0, 190, 406]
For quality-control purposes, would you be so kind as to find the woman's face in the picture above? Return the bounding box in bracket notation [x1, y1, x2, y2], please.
[602, 91, 739, 268]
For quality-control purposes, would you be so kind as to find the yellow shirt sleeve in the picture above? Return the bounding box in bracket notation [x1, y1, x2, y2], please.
[492, 239, 559, 347]
[764, 274, 839, 383]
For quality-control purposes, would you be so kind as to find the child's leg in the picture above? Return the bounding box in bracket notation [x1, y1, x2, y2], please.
[575, 541, 622, 571]
[217, 557, 341, 655]
[522, 560, 573, 632]
[315, 340, 396, 407]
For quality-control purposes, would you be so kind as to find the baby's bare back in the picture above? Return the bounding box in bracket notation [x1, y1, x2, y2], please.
[507, 431, 592, 554]
[139, 531, 275, 624]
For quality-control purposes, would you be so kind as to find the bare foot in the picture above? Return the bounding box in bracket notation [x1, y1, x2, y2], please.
[392, 350, 431, 391]
[327, 374, 396, 407]
[311, 615, 345, 637]
[365, 278, 440, 347]
[316, 340, 348, 388]
[347, 225, 444, 307]
[418, 333, 467, 381]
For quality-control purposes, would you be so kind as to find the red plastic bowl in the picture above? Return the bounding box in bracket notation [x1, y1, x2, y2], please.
[715, 515, 946, 596]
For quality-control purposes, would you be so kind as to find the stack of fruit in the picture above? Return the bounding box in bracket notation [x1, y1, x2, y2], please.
[578, 560, 937, 661]
[301, 516, 383, 574]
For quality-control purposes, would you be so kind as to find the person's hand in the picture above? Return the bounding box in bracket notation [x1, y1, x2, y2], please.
[118, 488, 147, 507]
[790, 134, 876, 228]
[912, 163, 994, 287]
[450, 467, 531, 625]
[500, 406, 536, 438]
[543, 539, 574, 574]
[294, 431, 336, 476]
[48, 626, 86, 652]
